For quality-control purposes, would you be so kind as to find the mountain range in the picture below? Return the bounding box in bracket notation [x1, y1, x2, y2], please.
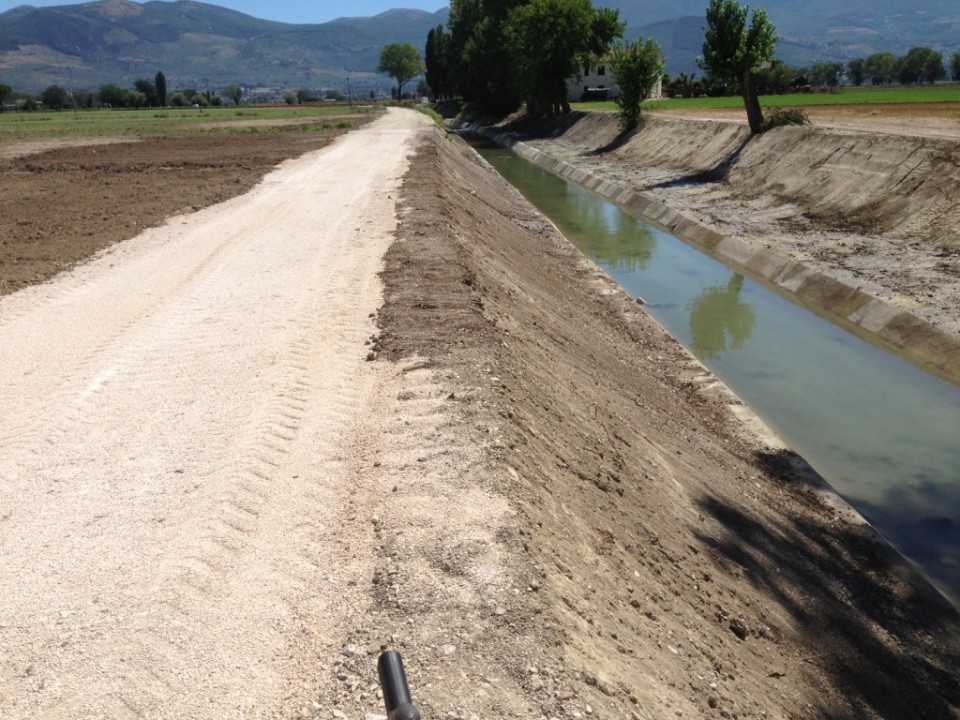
[1, 0, 958, 94]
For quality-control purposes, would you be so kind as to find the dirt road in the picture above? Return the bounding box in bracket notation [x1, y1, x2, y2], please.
[0, 109, 430, 718]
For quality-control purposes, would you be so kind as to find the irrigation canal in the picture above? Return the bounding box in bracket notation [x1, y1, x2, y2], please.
[469, 136, 960, 606]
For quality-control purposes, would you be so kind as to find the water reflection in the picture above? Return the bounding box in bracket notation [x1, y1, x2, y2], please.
[687, 274, 756, 360]
[566, 193, 657, 271]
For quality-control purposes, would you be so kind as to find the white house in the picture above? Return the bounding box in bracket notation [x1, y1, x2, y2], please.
[567, 60, 663, 103]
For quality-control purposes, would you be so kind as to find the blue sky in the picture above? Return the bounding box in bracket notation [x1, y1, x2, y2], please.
[0, 0, 449, 24]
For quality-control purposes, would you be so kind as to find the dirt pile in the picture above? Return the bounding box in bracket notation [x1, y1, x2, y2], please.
[372, 125, 960, 719]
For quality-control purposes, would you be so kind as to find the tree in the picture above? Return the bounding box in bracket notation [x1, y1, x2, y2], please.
[283, 91, 296, 105]
[809, 61, 843, 87]
[609, 37, 664, 130]
[847, 58, 865, 86]
[377, 43, 425, 98]
[155, 71, 167, 106]
[226, 84, 243, 106]
[41, 84, 70, 110]
[98, 83, 126, 107]
[0, 83, 11, 113]
[864, 52, 896, 85]
[898, 47, 944, 85]
[699, 0, 776, 134]
[425, 24, 453, 100]
[754, 59, 796, 94]
[953, 53, 960, 82]
[447, 0, 528, 116]
[505, 0, 623, 116]
[134, 78, 159, 107]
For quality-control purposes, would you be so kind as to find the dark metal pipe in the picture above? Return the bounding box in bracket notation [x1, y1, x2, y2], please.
[378, 651, 421, 720]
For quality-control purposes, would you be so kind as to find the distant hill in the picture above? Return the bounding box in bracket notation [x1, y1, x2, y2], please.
[1, 0, 958, 94]
[620, 0, 960, 76]
[0, 0, 449, 94]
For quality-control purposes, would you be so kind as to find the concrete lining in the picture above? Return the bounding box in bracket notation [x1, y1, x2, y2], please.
[475, 126, 960, 388]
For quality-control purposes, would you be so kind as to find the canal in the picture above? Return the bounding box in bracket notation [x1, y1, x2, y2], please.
[471, 137, 960, 605]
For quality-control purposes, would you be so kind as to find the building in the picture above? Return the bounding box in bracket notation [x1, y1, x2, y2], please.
[567, 60, 663, 103]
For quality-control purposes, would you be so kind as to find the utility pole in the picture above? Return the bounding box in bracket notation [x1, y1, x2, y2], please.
[347, 77, 353, 108]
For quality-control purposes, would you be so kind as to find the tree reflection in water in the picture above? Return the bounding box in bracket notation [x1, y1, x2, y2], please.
[687, 274, 756, 359]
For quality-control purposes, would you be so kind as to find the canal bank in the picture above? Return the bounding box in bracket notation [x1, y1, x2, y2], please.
[469, 112, 960, 388]
[376, 124, 960, 719]
[466, 133, 960, 608]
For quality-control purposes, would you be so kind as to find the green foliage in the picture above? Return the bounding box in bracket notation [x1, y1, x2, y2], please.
[760, 107, 810, 131]
[425, 24, 454, 100]
[666, 72, 703, 98]
[446, 0, 621, 117]
[506, 0, 619, 115]
[227, 84, 243, 106]
[283, 91, 297, 105]
[847, 58, 865, 86]
[809, 62, 843, 87]
[41, 84, 70, 110]
[609, 37, 664, 130]
[865, 52, 896, 85]
[700, 0, 776, 133]
[448, 0, 529, 117]
[896, 47, 945, 85]
[953, 53, 960, 82]
[753, 60, 796, 94]
[700, 0, 776, 84]
[0, 83, 12, 113]
[155, 71, 167, 107]
[134, 79, 159, 107]
[378, 43, 425, 97]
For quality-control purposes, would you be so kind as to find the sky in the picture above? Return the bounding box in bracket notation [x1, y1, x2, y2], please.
[0, 0, 449, 24]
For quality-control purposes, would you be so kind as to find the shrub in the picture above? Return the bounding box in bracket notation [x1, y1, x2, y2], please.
[761, 107, 810, 131]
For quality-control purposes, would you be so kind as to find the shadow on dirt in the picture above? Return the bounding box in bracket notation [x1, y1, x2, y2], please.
[694, 448, 960, 719]
[646, 134, 755, 190]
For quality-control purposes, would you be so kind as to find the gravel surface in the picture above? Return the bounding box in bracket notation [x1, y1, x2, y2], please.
[0, 109, 429, 718]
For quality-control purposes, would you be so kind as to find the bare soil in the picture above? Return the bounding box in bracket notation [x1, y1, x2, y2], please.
[0, 108, 958, 720]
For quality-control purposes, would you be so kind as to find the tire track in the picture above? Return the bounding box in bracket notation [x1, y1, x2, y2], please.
[0, 109, 431, 719]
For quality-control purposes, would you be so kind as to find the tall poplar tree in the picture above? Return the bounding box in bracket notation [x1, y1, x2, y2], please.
[699, 0, 776, 134]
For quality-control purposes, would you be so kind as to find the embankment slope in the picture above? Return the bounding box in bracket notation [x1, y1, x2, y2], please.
[373, 125, 960, 719]
[502, 112, 960, 385]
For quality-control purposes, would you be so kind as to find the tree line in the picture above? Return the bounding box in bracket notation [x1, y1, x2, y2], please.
[0, 72, 248, 111]
[419, 0, 777, 132]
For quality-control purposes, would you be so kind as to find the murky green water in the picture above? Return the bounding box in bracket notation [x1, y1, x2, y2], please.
[472, 138, 960, 605]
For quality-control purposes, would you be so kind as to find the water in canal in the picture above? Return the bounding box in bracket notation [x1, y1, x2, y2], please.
[471, 138, 960, 605]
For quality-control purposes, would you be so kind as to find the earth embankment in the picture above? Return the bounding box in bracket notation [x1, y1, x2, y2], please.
[494, 111, 960, 385]
[376, 124, 960, 719]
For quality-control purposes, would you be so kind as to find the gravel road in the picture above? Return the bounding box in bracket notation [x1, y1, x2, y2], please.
[0, 109, 429, 719]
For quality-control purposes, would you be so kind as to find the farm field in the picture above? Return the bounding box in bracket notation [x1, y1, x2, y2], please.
[0, 103, 373, 140]
[573, 85, 960, 138]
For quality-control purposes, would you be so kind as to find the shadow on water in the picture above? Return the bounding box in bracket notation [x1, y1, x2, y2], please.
[696, 449, 960, 719]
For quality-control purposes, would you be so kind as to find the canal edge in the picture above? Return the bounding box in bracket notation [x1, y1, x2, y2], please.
[459, 124, 958, 609]
[470, 125, 960, 390]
